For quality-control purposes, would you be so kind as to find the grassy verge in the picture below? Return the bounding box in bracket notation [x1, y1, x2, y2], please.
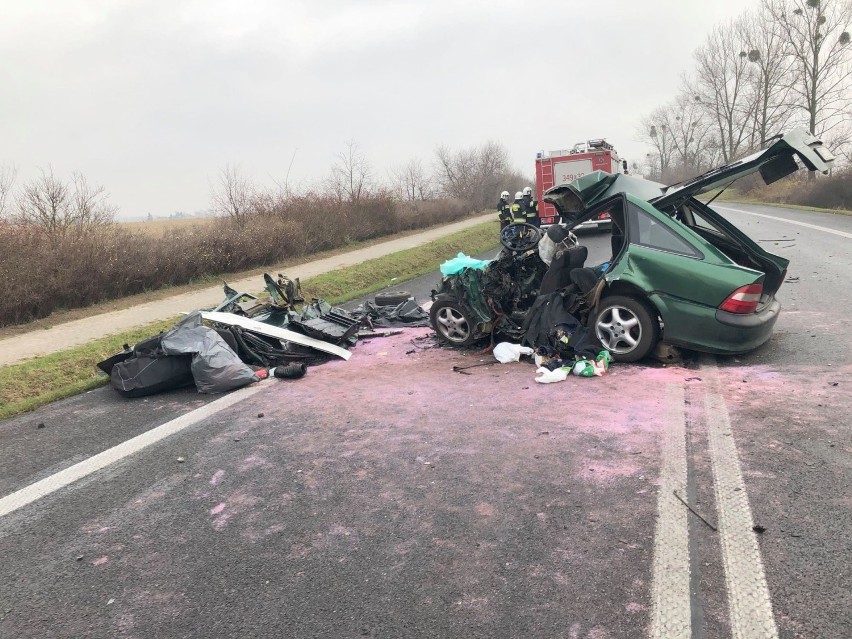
[0, 221, 500, 421]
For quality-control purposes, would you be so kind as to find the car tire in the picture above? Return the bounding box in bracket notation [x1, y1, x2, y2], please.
[430, 299, 478, 347]
[591, 295, 659, 363]
[374, 291, 412, 306]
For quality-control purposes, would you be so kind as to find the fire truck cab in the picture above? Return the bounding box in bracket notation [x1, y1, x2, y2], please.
[535, 139, 625, 230]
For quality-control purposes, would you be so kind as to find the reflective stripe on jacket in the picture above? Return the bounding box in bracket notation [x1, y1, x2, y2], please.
[510, 202, 526, 223]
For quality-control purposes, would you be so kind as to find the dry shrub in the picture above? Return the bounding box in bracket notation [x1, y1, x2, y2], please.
[0, 195, 476, 326]
[738, 167, 852, 209]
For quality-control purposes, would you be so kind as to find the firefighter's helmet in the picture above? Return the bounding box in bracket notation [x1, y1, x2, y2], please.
[514, 191, 523, 200]
[522, 186, 532, 196]
[501, 190, 510, 199]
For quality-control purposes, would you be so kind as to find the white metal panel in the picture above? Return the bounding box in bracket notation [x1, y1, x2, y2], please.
[201, 311, 352, 360]
[552, 158, 593, 184]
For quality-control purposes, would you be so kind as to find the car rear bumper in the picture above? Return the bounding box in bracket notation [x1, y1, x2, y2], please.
[652, 293, 782, 355]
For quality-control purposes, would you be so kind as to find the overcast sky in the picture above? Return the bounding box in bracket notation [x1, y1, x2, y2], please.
[1, 0, 764, 218]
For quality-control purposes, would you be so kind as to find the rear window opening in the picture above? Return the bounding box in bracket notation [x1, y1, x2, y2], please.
[668, 200, 785, 296]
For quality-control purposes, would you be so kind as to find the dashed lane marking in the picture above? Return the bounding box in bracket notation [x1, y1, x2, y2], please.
[715, 205, 852, 240]
[650, 384, 691, 638]
[703, 361, 779, 638]
[0, 382, 267, 519]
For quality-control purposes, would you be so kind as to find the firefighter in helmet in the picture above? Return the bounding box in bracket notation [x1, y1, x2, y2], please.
[510, 191, 527, 225]
[521, 186, 539, 227]
[497, 190, 511, 229]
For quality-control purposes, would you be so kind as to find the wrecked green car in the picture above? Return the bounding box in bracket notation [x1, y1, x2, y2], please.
[430, 128, 834, 361]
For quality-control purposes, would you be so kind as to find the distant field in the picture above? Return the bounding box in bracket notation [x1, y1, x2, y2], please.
[119, 217, 217, 237]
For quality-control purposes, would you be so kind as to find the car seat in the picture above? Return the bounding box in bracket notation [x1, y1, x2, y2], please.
[569, 267, 599, 294]
[539, 245, 588, 295]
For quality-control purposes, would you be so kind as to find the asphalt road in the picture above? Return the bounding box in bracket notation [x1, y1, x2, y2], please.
[0, 204, 849, 639]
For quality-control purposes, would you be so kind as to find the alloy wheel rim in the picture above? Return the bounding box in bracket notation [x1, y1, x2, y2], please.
[436, 307, 470, 342]
[596, 306, 642, 354]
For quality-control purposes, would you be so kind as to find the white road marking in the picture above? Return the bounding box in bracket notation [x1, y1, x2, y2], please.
[715, 205, 852, 239]
[0, 382, 267, 519]
[702, 361, 779, 639]
[649, 384, 691, 638]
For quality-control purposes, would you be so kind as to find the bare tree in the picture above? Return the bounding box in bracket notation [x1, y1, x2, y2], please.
[765, 0, 852, 154]
[638, 106, 677, 181]
[739, 5, 797, 149]
[389, 157, 433, 202]
[211, 164, 254, 223]
[671, 88, 718, 176]
[328, 140, 373, 204]
[691, 20, 757, 163]
[69, 172, 117, 232]
[0, 162, 17, 219]
[15, 166, 116, 238]
[434, 141, 512, 210]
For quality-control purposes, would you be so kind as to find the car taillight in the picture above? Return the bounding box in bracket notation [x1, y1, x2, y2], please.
[719, 283, 763, 314]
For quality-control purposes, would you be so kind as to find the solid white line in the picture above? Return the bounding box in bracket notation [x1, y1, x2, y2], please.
[715, 205, 852, 239]
[0, 382, 267, 519]
[703, 382, 779, 638]
[649, 384, 691, 639]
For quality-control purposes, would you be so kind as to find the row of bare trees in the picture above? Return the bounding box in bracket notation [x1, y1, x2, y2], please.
[0, 138, 525, 239]
[639, 0, 851, 182]
[211, 139, 528, 221]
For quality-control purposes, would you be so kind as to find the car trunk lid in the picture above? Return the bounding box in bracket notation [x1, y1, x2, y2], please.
[653, 128, 834, 210]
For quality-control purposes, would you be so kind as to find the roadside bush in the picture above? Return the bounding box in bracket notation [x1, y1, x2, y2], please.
[0, 195, 477, 327]
[737, 168, 852, 209]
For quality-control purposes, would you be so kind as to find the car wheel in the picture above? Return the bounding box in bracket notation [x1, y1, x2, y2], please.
[374, 290, 412, 306]
[592, 295, 659, 363]
[430, 300, 477, 347]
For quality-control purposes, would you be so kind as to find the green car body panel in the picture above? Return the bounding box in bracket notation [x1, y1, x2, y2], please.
[601, 195, 774, 354]
[542, 126, 835, 355]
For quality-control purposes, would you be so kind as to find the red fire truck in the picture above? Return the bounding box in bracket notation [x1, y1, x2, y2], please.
[534, 139, 626, 229]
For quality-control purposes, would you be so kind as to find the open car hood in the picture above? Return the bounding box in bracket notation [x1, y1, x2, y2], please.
[543, 128, 834, 223]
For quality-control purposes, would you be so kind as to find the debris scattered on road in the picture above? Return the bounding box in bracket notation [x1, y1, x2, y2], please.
[272, 363, 307, 379]
[257, 413, 264, 418]
[349, 298, 430, 328]
[36, 422, 45, 429]
[177, 456, 185, 463]
[673, 490, 717, 531]
[493, 342, 534, 363]
[752, 525, 767, 534]
[452, 362, 494, 375]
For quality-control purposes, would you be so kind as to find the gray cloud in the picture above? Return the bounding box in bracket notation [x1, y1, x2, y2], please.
[0, 0, 762, 216]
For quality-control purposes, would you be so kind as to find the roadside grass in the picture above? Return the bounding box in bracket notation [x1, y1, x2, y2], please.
[0, 320, 178, 420]
[0, 221, 500, 421]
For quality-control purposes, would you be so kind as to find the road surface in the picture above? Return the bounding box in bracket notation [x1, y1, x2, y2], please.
[0, 203, 849, 638]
